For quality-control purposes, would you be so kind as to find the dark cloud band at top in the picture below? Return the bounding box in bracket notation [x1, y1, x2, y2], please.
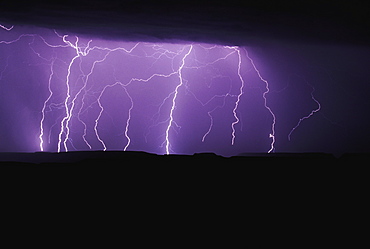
[1, 0, 369, 46]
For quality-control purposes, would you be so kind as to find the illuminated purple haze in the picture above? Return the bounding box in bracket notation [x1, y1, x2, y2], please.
[1, 24, 325, 156]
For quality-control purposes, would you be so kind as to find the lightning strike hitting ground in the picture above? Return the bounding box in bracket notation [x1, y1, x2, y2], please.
[230, 46, 245, 146]
[164, 45, 193, 154]
[244, 48, 276, 153]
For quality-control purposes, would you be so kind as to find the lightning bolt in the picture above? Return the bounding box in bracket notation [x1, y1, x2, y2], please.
[164, 45, 193, 154]
[39, 58, 55, 151]
[244, 48, 276, 153]
[57, 35, 82, 152]
[288, 81, 321, 141]
[123, 87, 134, 151]
[228, 46, 245, 146]
[0, 24, 14, 31]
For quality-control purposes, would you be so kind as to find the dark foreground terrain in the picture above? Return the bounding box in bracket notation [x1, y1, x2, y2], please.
[1, 150, 366, 248]
[0, 151, 367, 166]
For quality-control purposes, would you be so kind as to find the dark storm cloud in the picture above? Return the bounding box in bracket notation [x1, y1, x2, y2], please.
[1, 0, 369, 46]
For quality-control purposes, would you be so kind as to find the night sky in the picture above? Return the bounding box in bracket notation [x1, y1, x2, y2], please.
[1, 0, 370, 156]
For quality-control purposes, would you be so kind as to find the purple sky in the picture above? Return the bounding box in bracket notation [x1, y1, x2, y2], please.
[1, 25, 370, 156]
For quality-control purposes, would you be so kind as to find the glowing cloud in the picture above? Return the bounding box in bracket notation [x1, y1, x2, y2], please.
[0, 24, 322, 156]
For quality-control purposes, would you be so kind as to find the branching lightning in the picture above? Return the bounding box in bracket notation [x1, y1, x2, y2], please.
[243, 48, 276, 153]
[0, 24, 322, 155]
[39, 58, 55, 151]
[288, 82, 321, 141]
[164, 45, 193, 154]
[229, 46, 245, 146]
